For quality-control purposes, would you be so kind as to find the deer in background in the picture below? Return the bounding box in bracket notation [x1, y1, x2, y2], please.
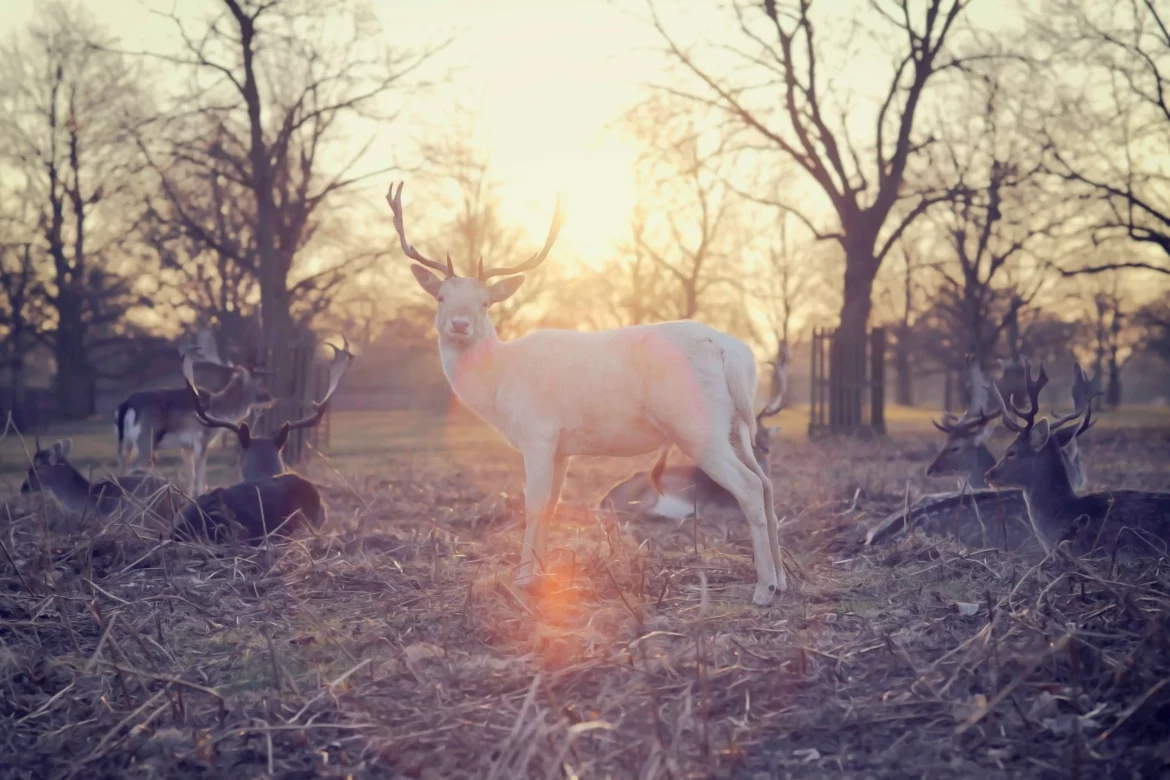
[179, 338, 353, 483]
[387, 182, 785, 605]
[115, 329, 274, 497]
[600, 343, 788, 523]
[986, 363, 1170, 562]
[868, 360, 1100, 552]
[20, 438, 180, 520]
[172, 340, 353, 545]
[927, 358, 1098, 492]
[925, 356, 1003, 490]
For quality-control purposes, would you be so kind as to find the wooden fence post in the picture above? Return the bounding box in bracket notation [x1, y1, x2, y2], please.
[870, 327, 886, 436]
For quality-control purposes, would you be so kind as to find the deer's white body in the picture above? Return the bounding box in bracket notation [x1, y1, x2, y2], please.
[439, 322, 747, 456]
[440, 319, 784, 604]
[386, 182, 784, 605]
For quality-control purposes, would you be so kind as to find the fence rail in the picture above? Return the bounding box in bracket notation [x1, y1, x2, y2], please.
[808, 326, 886, 438]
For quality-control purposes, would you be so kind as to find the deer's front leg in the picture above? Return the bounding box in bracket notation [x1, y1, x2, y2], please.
[534, 455, 568, 563]
[516, 444, 557, 589]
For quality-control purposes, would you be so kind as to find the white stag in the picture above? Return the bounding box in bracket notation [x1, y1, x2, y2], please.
[386, 183, 785, 605]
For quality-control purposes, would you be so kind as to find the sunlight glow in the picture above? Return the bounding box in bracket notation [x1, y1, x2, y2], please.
[499, 134, 640, 267]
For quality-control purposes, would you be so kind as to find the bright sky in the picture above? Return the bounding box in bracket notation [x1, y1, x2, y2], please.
[0, 0, 1053, 278]
[1, 0, 692, 262]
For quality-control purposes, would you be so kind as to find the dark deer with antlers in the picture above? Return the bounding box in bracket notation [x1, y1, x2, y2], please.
[180, 338, 353, 483]
[868, 360, 1102, 553]
[172, 340, 353, 545]
[985, 363, 1170, 562]
[116, 329, 274, 496]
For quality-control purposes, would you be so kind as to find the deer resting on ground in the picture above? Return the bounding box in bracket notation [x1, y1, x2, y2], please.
[387, 182, 785, 605]
[600, 343, 787, 523]
[115, 329, 274, 496]
[171, 340, 353, 545]
[21, 438, 180, 520]
[985, 363, 1170, 563]
[867, 359, 1100, 552]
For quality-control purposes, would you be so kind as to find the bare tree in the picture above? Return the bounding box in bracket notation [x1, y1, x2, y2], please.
[132, 0, 442, 366]
[0, 4, 151, 418]
[1040, 0, 1170, 277]
[650, 0, 977, 422]
[1074, 274, 1142, 407]
[0, 242, 46, 424]
[878, 247, 926, 406]
[626, 97, 743, 321]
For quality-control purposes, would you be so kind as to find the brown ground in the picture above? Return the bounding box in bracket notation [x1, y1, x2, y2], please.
[2, 414, 1170, 779]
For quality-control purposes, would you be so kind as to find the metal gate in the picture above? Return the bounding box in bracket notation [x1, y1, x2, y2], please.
[808, 327, 886, 437]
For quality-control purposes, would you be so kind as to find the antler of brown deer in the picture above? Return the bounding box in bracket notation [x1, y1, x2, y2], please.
[283, 337, 355, 432]
[931, 354, 1003, 434]
[994, 360, 1049, 434]
[477, 195, 566, 280]
[181, 353, 248, 439]
[386, 182, 454, 277]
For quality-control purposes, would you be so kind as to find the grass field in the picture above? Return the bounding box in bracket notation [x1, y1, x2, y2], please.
[2, 405, 1170, 778]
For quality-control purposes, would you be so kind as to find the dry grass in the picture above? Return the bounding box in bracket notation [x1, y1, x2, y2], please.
[1, 412, 1170, 778]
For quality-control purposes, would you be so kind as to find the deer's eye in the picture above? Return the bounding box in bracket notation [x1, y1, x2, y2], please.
[436, 295, 445, 303]
[481, 301, 489, 310]
[1006, 450, 1017, 459]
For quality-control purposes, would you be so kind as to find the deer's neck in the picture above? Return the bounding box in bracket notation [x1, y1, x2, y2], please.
[1019, 445, 1079, 549]
[208, 374, 250, 420]
[438, 330, 504, 421]
[968, 445, 996, 489]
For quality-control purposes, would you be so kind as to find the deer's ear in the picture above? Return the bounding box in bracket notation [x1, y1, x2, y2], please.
[488, 275, 524, 304]
[238, 423, 252, 449]
[273, 423, 290, 450]
[411, 265, 443, 298]
[52, 439, 73, 462]
[1028, 418, 1050, 451]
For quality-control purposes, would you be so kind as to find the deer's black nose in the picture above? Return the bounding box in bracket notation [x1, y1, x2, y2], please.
[19, 481, 30, 494]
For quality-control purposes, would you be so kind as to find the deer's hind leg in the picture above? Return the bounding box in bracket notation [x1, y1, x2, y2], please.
[732, 420, 785, 592]
[693, 437, 776, 605]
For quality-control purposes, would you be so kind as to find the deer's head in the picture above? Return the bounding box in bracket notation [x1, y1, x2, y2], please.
[182, 339, 354, 481]
[985, 361, 1094, 491]
[926, 355, 1002, 481]
[386, 182, 564, 346]
[20, 438, 74, 495]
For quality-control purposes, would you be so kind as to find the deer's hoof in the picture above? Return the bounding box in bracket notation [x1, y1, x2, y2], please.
[752, 583, 775, 607]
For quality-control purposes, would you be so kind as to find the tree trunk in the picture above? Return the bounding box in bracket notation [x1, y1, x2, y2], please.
[830, 248, 877, 430]
[1107, 351, 1122, 408]
[894, 330, 913, 406]
[53, 326, 95, 419]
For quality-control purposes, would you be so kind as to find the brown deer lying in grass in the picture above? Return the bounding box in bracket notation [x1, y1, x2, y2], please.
[116, 329, 274, 496]
[599, 343, 787, 523]
[20, 438, 181, 520]
[985, 362, 1170, 563]
[171, 340, 353, 545]
[867, 360, 1100, 552]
